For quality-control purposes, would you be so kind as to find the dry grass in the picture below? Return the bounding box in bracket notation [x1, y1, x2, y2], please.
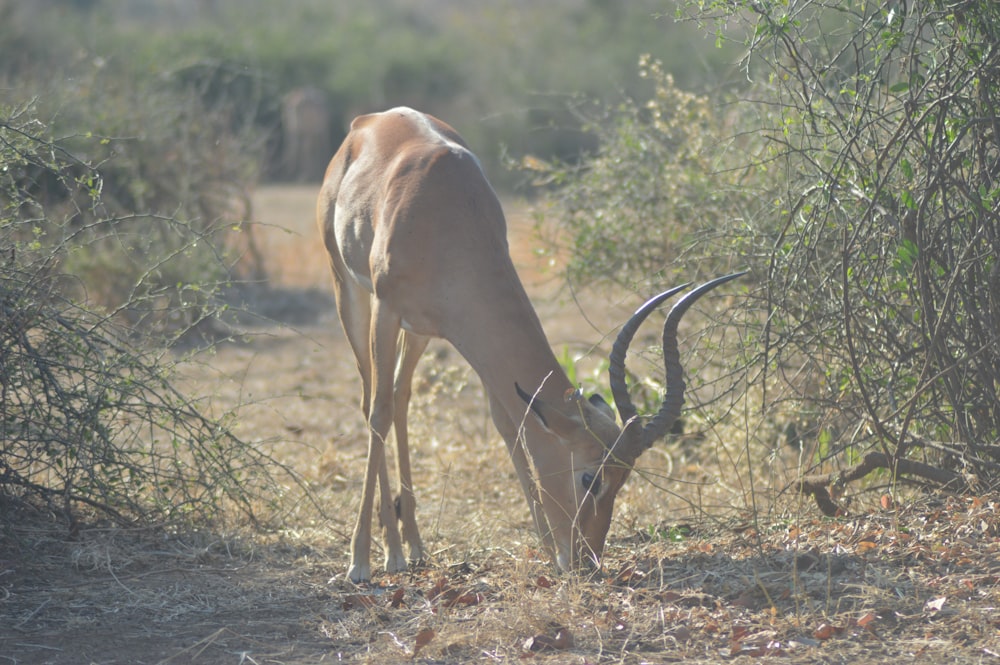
[2, 186, 998, 664]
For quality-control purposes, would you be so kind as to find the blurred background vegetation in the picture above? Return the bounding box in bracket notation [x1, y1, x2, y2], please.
[0, 0, 741, 187]
[2, 0, 997, 527]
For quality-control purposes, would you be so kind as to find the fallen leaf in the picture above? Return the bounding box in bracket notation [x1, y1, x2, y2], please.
[666, 625, 692, 643]
[613, 566, 637, 585]
[390, 587, 406, 608]
[856, 612, 878, 631]
[728, 629, 785, 658]
[552, 628, 574, 649]
[856, 540, 878, 553]
[656, 590, 684, 604]
[413, 628, 435, 658]
[427, 577, 450, 601]
[730, 641, 786, 658]
[524, 627, 574, 651]
[924, 596, 947, 613]
[445, 592, 483, 607]
[813, 623, 844, 640]
[731, 589, 761, 610]
[342, 594, 377, 610]
[425, 577, 484, 608]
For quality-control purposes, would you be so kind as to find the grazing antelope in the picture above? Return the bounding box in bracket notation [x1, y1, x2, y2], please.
[317, 106, 742, 583]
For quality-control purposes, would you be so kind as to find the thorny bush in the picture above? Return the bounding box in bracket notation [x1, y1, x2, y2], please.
[0, 105, 287, 529]
[532, 1, 1000, 512]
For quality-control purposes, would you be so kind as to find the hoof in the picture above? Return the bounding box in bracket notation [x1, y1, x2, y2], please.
[347, 562, 372, 584]
[384, 550, 408, 574]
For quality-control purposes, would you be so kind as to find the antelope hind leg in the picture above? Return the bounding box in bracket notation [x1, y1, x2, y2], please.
[393, 331, 430, 564]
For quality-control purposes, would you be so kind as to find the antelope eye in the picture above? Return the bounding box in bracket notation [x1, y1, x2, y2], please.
[582, 471, 601, 496]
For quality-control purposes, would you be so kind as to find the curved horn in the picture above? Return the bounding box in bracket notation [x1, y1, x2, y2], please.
[609, 283, 690, 429]
[609, 271, 747, 457]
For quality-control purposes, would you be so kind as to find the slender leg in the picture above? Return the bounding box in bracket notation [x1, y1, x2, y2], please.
[375, 439, 407, 574]
[348, 431, 379, 583]
[364, 300, 407, 576]
[330, 267, 373, 419]
[393, 331, 430, 564]
[487, 391, 556, 558]
[325, 270, 373, 582]
[327, 254, 384, 582]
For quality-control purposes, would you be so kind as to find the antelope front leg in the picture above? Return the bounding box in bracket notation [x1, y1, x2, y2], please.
[376, 439, 408, 574]
[393, 331, 430, 565]
[347, 412, 407, 583]
[347, 428, 381, 583]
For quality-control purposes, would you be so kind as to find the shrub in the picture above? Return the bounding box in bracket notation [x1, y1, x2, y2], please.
[533, 1, 1000, 512]
[740, 0, 1000, 504]
[0, 104, 286, 529]
[528, 55, 760, 289]
[16, 61, 268, 336]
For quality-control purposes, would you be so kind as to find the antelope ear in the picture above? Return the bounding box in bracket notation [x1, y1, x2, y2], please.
[515, 383, 582, 436]
[516, 382, 549, 428]
[588, 394, 614, 421]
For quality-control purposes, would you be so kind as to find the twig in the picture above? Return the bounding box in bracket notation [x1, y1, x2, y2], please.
[795, 451, 967, 516]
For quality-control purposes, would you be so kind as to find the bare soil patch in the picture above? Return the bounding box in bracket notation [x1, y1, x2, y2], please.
[2, 186, 998, 664]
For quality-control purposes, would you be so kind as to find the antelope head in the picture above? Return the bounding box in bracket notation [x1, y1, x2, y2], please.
[516, 273, 745, 570]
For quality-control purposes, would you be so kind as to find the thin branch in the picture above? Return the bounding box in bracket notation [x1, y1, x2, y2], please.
[796, 451, 968, 517]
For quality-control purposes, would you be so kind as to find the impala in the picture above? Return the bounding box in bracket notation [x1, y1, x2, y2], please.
[317, 106, 742, 583]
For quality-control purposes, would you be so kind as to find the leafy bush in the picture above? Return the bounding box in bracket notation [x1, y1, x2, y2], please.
[527, 55, 759, 288]
[0, 104, 285, 528]
[2, 0, 742, 188]
[12, 61, 267, 335]
[534, 1, 1000, 509]
[742, 0, 1000, 501]
[0, 2, 297, 532]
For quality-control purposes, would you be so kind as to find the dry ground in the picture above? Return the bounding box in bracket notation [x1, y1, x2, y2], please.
[2, 186, 999, 664]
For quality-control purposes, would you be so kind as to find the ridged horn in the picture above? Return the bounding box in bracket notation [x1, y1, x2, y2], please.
[609, 272, 746, 457]
[609, 284, 690, 429]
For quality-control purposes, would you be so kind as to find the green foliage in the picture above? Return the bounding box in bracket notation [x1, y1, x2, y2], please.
[555, 345, 618, 408]
[541, 0, 1000, 489]
[529, 55, 759, 288]
[0, 0, 741, 187]
[729, 0, 1000, 471]
[647, 522, 691, 543]
[555, 337, 676, 426]
[8, 60, 266, 333]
